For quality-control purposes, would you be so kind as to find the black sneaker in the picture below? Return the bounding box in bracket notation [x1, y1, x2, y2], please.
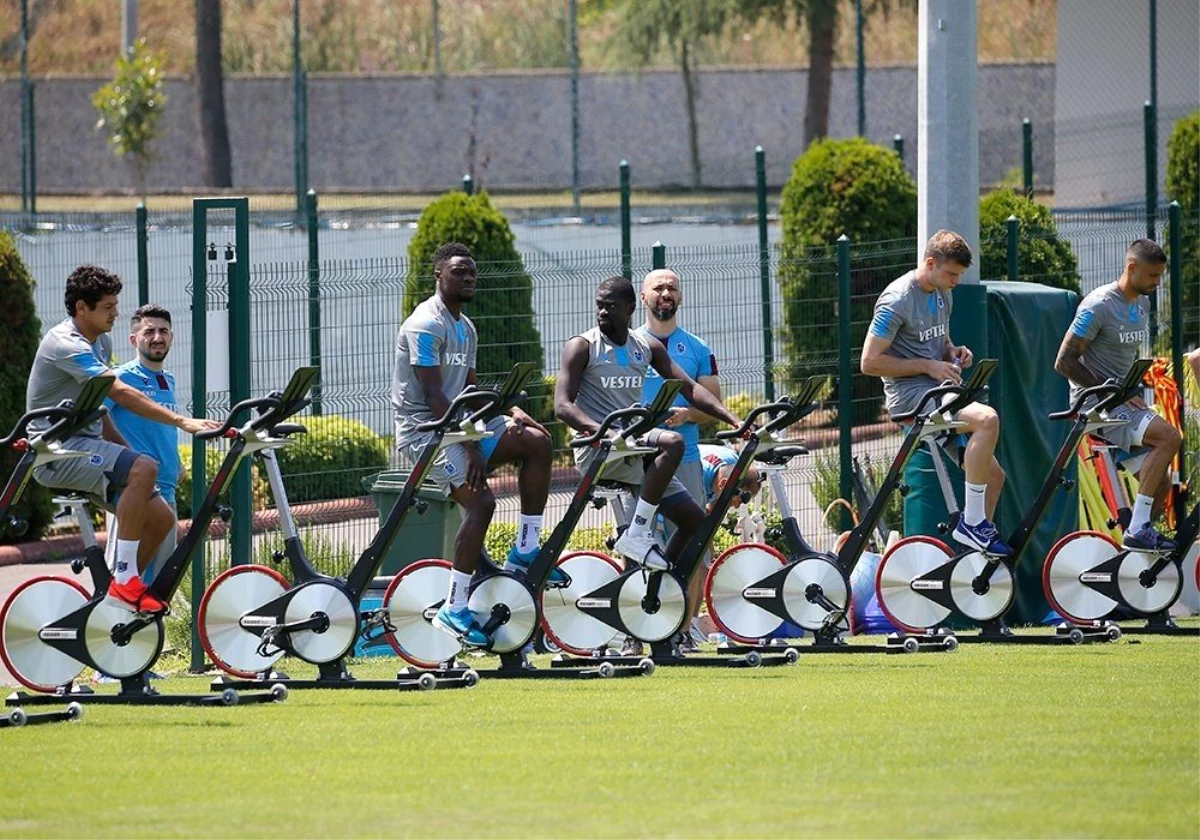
[1122, 524, 1177, 553]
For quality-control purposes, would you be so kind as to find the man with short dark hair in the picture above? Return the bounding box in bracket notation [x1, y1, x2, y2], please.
[26, 266, 218, 613]
[861, 230, 1012, 556]
[104, 305, 182, 585]
[1055, 238, 1183, 551]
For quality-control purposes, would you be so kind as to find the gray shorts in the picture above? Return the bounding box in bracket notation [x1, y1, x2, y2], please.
[573, 427, 689, 501]
[396, 415, 510, 492]
[33, 436, 141, 512]
[1095, 404, 1155, 473]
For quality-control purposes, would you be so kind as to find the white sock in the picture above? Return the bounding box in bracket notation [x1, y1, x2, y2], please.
[114, 539, 140, 585]
[446, 570, 472, 611]
[1129, 493, 1154, 532]
[516, 514, 542, 554]
[631, 498, 659, 538]
[963, 482, 988, 527]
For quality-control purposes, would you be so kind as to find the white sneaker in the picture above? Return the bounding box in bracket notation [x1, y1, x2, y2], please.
[613, 529, 670, 571]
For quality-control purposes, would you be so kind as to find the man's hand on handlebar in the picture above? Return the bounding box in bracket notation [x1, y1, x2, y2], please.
[927, 359, 963, 385]
[179, 417, 224, 435]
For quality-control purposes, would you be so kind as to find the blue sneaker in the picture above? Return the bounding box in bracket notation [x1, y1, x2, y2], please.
[432, 605, 492, 649]
[504, 546, 569, 588]
[953, 518, 1013, 557]
[1122, 524, 1177, 553]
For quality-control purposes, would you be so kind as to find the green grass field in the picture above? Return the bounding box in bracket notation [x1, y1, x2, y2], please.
[2, 628, 1197, 839]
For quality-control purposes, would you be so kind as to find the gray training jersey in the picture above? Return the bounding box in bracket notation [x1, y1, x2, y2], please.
[572, 327, 656, 429]
[392, 294, 477, 442]
[27, 319, 114, 437]
[1066, 281, 1150, 401]
[867, 271, 953, 415]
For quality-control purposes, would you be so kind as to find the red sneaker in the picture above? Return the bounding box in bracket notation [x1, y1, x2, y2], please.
[105, 578, 168, 614]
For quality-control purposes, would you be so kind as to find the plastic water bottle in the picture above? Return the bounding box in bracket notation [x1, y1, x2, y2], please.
[707, 632, 728, 645]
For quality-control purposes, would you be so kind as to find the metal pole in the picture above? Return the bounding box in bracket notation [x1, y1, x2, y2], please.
[306, 189, 323, 416]
[1144, 100, 1159, 345]
[230, 201, 252, 571]
[652, 241, 665, 271]
[432, 0, 442, 81]
[122, 0, 138, 54]
[1022, 118, 1033, 198]
[1168, 201, 1186, 487]
[26, 84, 36, 216]
[855, 0, 866, 137]
[1006, 215, 1019, 282]
[837, 234, 853, 533]
[569, 0, 581, 216]
[619, 160, 631, 280]
[755, 146, 775, 401]
[189, 203, 208, 673]
[893, 134, 904, 164]
[293, 0, 308, 216]
[136, 203, 149, 306]
[19, 0, 29, 215]
[462, 174, 474, 195]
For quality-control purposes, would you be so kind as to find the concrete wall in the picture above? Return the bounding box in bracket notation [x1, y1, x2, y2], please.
[1, 63, 1054, 194]
[1055, 0, 1200, 208]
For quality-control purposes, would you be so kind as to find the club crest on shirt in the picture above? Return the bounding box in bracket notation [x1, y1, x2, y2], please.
[675, 341, 686, 353]
[632, 347, 645, 364]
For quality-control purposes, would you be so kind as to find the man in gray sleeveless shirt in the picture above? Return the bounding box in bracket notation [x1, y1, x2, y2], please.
[1055, 238, 1182, 551]
[26, 265, 219, 614]
[555, 276, 742, 575]
[861, 230, 1012, 557]
[393, 242, 557, 648]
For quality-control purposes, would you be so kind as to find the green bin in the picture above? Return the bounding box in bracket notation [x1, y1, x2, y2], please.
[362, 471, 462, 576]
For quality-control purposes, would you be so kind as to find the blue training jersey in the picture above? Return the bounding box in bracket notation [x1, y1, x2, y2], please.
[698, 444, 738, 503]
[106, 361, 181, 504]
[636, 325, 717, 463]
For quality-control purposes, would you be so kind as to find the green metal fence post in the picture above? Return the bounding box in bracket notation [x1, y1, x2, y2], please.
[755, 146, 775, 401]
[652, 241, 665, 271]
[19, 0, 28, 215]
[26, 84, 36, 216]
[1144, 100, 1159, 345]
[189, 197, 251, 673]
[1168, 200, 1186, 486]
[1022, 118, 1033, 198]
[837, 234, 853, 533]
[619, 160, 632, 280]
[1006, 215, 1019, 282]
[893, 134, 904, 162]
[305, 189, 322, 415]
[462, 174, 474, 195]
[136, 203, 149, 306]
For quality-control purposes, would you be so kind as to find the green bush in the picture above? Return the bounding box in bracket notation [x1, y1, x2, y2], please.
[1166, 111, 1199, 347]
[978, 189, 1081, 294]
[404, 191, 545, 381]
[0, 233, 51, 543]
[175, 443, 270, 520]
[778, 138, 917, 424]
[268, 415, 390, 505]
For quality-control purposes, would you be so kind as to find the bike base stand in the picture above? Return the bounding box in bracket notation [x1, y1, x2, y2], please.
[954, 620, 1122, 645]
[1117, 613, 1199, 637]
[475, 650, 656, 680]
[1, 702, 84, 727]
[210, 657, 479, 692]
[7, 675, 287, 708]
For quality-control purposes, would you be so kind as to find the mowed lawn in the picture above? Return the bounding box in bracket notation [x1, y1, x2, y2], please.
[1, 628, 1196, 839]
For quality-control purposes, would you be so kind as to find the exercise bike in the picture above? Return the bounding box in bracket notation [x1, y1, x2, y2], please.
[0, 385, 107, 725]
[707, 368, 1000, 655]
[875, 361, 1152, 644]
[1043, 398, 1199, 638]
[544, 390, 814, 668]
[1, 369, 318, 708]
[199, 365, 539, 691]
[382, 381, 684, 679]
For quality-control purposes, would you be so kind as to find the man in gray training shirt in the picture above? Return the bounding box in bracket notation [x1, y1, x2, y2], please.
[393, 242, 556, 649]
[27, 265, 218, 614]
[861, 230, 1012, 557]
[1055, 238, 1182, 551]
[555, 275, 742, 575]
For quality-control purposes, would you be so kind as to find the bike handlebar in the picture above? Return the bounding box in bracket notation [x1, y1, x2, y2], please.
[414, 388, 505, 434]
[197, 395, 286, 440]
[0, 404, 75, 447]
[889, 380, 970, 424]
[1048, 378, 1126, 421]
[570, 404, 659, 448]
[715, 398, 797, 440]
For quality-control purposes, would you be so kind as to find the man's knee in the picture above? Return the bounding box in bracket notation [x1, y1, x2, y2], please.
[973, 406, 999, 434]
[126, 456, 159, 489]
[657, 431, 684, 460]
[523, 426, 553, 461]
[1144, 420, 1182, 454]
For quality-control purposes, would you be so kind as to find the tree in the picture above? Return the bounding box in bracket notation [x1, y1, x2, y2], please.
[0, 232, 51, 543]
[91, 38, 168, 201]
[1165, 110, 1199, 347]
[595, 0, 738, 188]
[196, 0, 232, 187]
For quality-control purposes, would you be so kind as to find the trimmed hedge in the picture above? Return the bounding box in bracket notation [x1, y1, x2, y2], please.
[978, 189, 1081, 293]
[1166, 111, 1199, 346]
[0, 233, 51, 543]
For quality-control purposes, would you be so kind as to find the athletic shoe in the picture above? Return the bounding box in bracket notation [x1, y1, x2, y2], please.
[619, 636, 644, 657]
[952, 518, 1013, 557]
[1122, 524, 1177, 553]
[613, 529, 670, 571]
[504, 546, 569, 587]
[105, 578, 168, 614]
[431, 605, 492, 649]
[674, 632, 700, 655]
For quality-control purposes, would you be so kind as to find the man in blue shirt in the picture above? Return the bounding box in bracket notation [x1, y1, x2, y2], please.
[104, 305, 182, 584]
[636, 268, 730, 649]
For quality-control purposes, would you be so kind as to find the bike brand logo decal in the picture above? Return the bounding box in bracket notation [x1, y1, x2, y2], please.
[576, 598, 611, 609]
[239, 616, 280, 628]
[743, 588, 776, 598]
[911, 580, 944, 591]
[1080, 572, 1112, 584]
[38, 628, 78, 641]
